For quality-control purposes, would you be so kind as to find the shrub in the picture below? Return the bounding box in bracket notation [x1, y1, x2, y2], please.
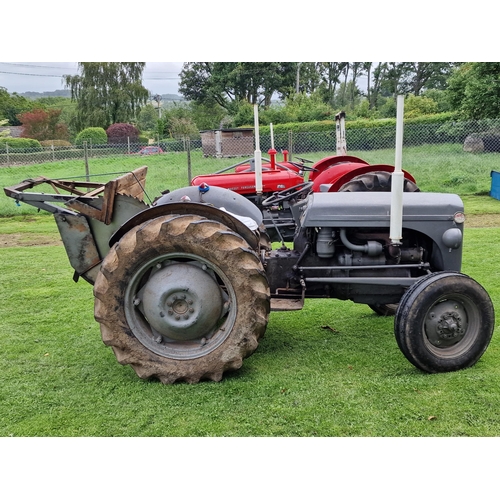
[0, 137, 42, 151]
[106, 123, 140, 144]
[75, 127, 108, 145]
[40, 140, 73, 147]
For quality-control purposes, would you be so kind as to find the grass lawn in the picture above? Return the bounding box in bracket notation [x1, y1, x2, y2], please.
[1, 144, 500, 438]
[0, 220, 499, 437]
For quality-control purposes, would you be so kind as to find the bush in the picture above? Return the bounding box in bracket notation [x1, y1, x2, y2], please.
[75, 127, 107, 145]
[106, 123, 140, 144]
[40, 140, 73, 147]
[0, 137, 42, 151]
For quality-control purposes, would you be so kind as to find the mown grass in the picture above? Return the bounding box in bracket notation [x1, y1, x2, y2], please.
[0, 226, 499, 437]
[1, 143, 500, 437]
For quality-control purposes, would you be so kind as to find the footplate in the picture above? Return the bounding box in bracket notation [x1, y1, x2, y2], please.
[270, 298, 304, 311]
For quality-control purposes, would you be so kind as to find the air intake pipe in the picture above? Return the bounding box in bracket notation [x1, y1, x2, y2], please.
[339, 229, 383, 256]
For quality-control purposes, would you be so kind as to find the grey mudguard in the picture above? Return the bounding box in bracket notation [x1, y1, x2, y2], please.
[155, 185, 263, 226]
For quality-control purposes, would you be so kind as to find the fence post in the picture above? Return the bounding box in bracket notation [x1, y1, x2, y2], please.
[288, 130, 294, 160]
[51, 144, 55, 162]
[127, 137, 130, 155]
[6, 143, 10, 167]
[83, 141, 90, 182]
[186, 136, 192, 184]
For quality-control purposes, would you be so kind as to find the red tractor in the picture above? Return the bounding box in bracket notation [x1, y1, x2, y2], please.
[191, 112, 419, 203]
[191, 113, 419, 242]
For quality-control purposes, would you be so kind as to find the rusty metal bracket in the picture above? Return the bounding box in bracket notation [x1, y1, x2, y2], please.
[3, 167, 148, 224]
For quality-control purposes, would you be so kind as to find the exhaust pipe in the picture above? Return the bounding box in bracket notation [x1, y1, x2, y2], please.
[390, 95, 405, 246]
[254, 104, 263, 196]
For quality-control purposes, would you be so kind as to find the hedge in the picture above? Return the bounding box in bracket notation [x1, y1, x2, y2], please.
[256, 113, 470, 152]
[40, 140, 73, 147]
[0, 137, 42, 151]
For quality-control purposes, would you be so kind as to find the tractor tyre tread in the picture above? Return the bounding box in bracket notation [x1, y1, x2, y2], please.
[94, 214, 270, 384]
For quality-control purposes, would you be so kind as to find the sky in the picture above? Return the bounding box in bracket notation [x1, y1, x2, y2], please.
[0, 61, 371, 97]
[0, 62, 184, 96]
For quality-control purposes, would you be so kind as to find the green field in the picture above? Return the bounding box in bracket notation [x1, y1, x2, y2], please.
[2, 143, 500, 217]
[1, 144, 500, 437]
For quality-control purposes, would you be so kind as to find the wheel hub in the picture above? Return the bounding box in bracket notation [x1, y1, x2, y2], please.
[139, 263, 224, 341]
[425, 300, 468, 347]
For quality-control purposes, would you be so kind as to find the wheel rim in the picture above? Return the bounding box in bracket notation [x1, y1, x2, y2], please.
[423, 294, 479, 357]
[124, 252, 236, 360]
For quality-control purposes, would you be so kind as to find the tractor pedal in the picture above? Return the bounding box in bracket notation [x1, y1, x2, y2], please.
[270, 298, 304, 311]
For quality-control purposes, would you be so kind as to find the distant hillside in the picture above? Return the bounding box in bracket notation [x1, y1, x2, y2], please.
[21, 90, 71, 99]
[20, 90, 184, 101]
[160, 94, 184, 101]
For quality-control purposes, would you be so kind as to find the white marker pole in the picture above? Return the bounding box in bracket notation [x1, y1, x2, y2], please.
[254, 104, 263, 195]
[390, 95, 405, 245]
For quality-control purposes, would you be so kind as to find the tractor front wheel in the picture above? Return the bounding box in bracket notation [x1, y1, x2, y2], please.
[395, 272, 494, 373]
[93, 214, 270, 383]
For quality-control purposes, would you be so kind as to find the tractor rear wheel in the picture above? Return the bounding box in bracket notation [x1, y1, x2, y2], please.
[93, 214, 270, 384]
[338, 170, 420, 193]
[395, 272, 494, 373]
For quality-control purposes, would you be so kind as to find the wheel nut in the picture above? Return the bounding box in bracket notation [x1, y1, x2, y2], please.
[175, 315, 180, 320]
[189, 308, 194, 313]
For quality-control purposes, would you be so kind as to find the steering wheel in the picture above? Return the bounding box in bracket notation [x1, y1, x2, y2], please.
[294, 156, 314, 164]
[262, 182, 314, 207]
[289, 161, 317, 172]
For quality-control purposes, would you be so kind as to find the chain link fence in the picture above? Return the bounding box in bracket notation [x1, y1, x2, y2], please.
[2, 119, 500, 197]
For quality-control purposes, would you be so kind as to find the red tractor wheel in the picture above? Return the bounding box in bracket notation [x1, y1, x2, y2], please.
[338, 171, 420, 192]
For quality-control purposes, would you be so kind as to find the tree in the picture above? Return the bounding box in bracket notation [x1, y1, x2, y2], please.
[64, 63, 149, 132]
[446, 62, 500, 119]
[399, 63, 457, 96]
[138, 103, 160, 132]
[296, 63, 322, 94]
[0, 87, 33, 125]
[32, 96, 77, 134]
[316, 63, 349, 106]
[17, 108, 69, 141]
[169, 117, 198, 139]
[179, 62, 297, 111]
